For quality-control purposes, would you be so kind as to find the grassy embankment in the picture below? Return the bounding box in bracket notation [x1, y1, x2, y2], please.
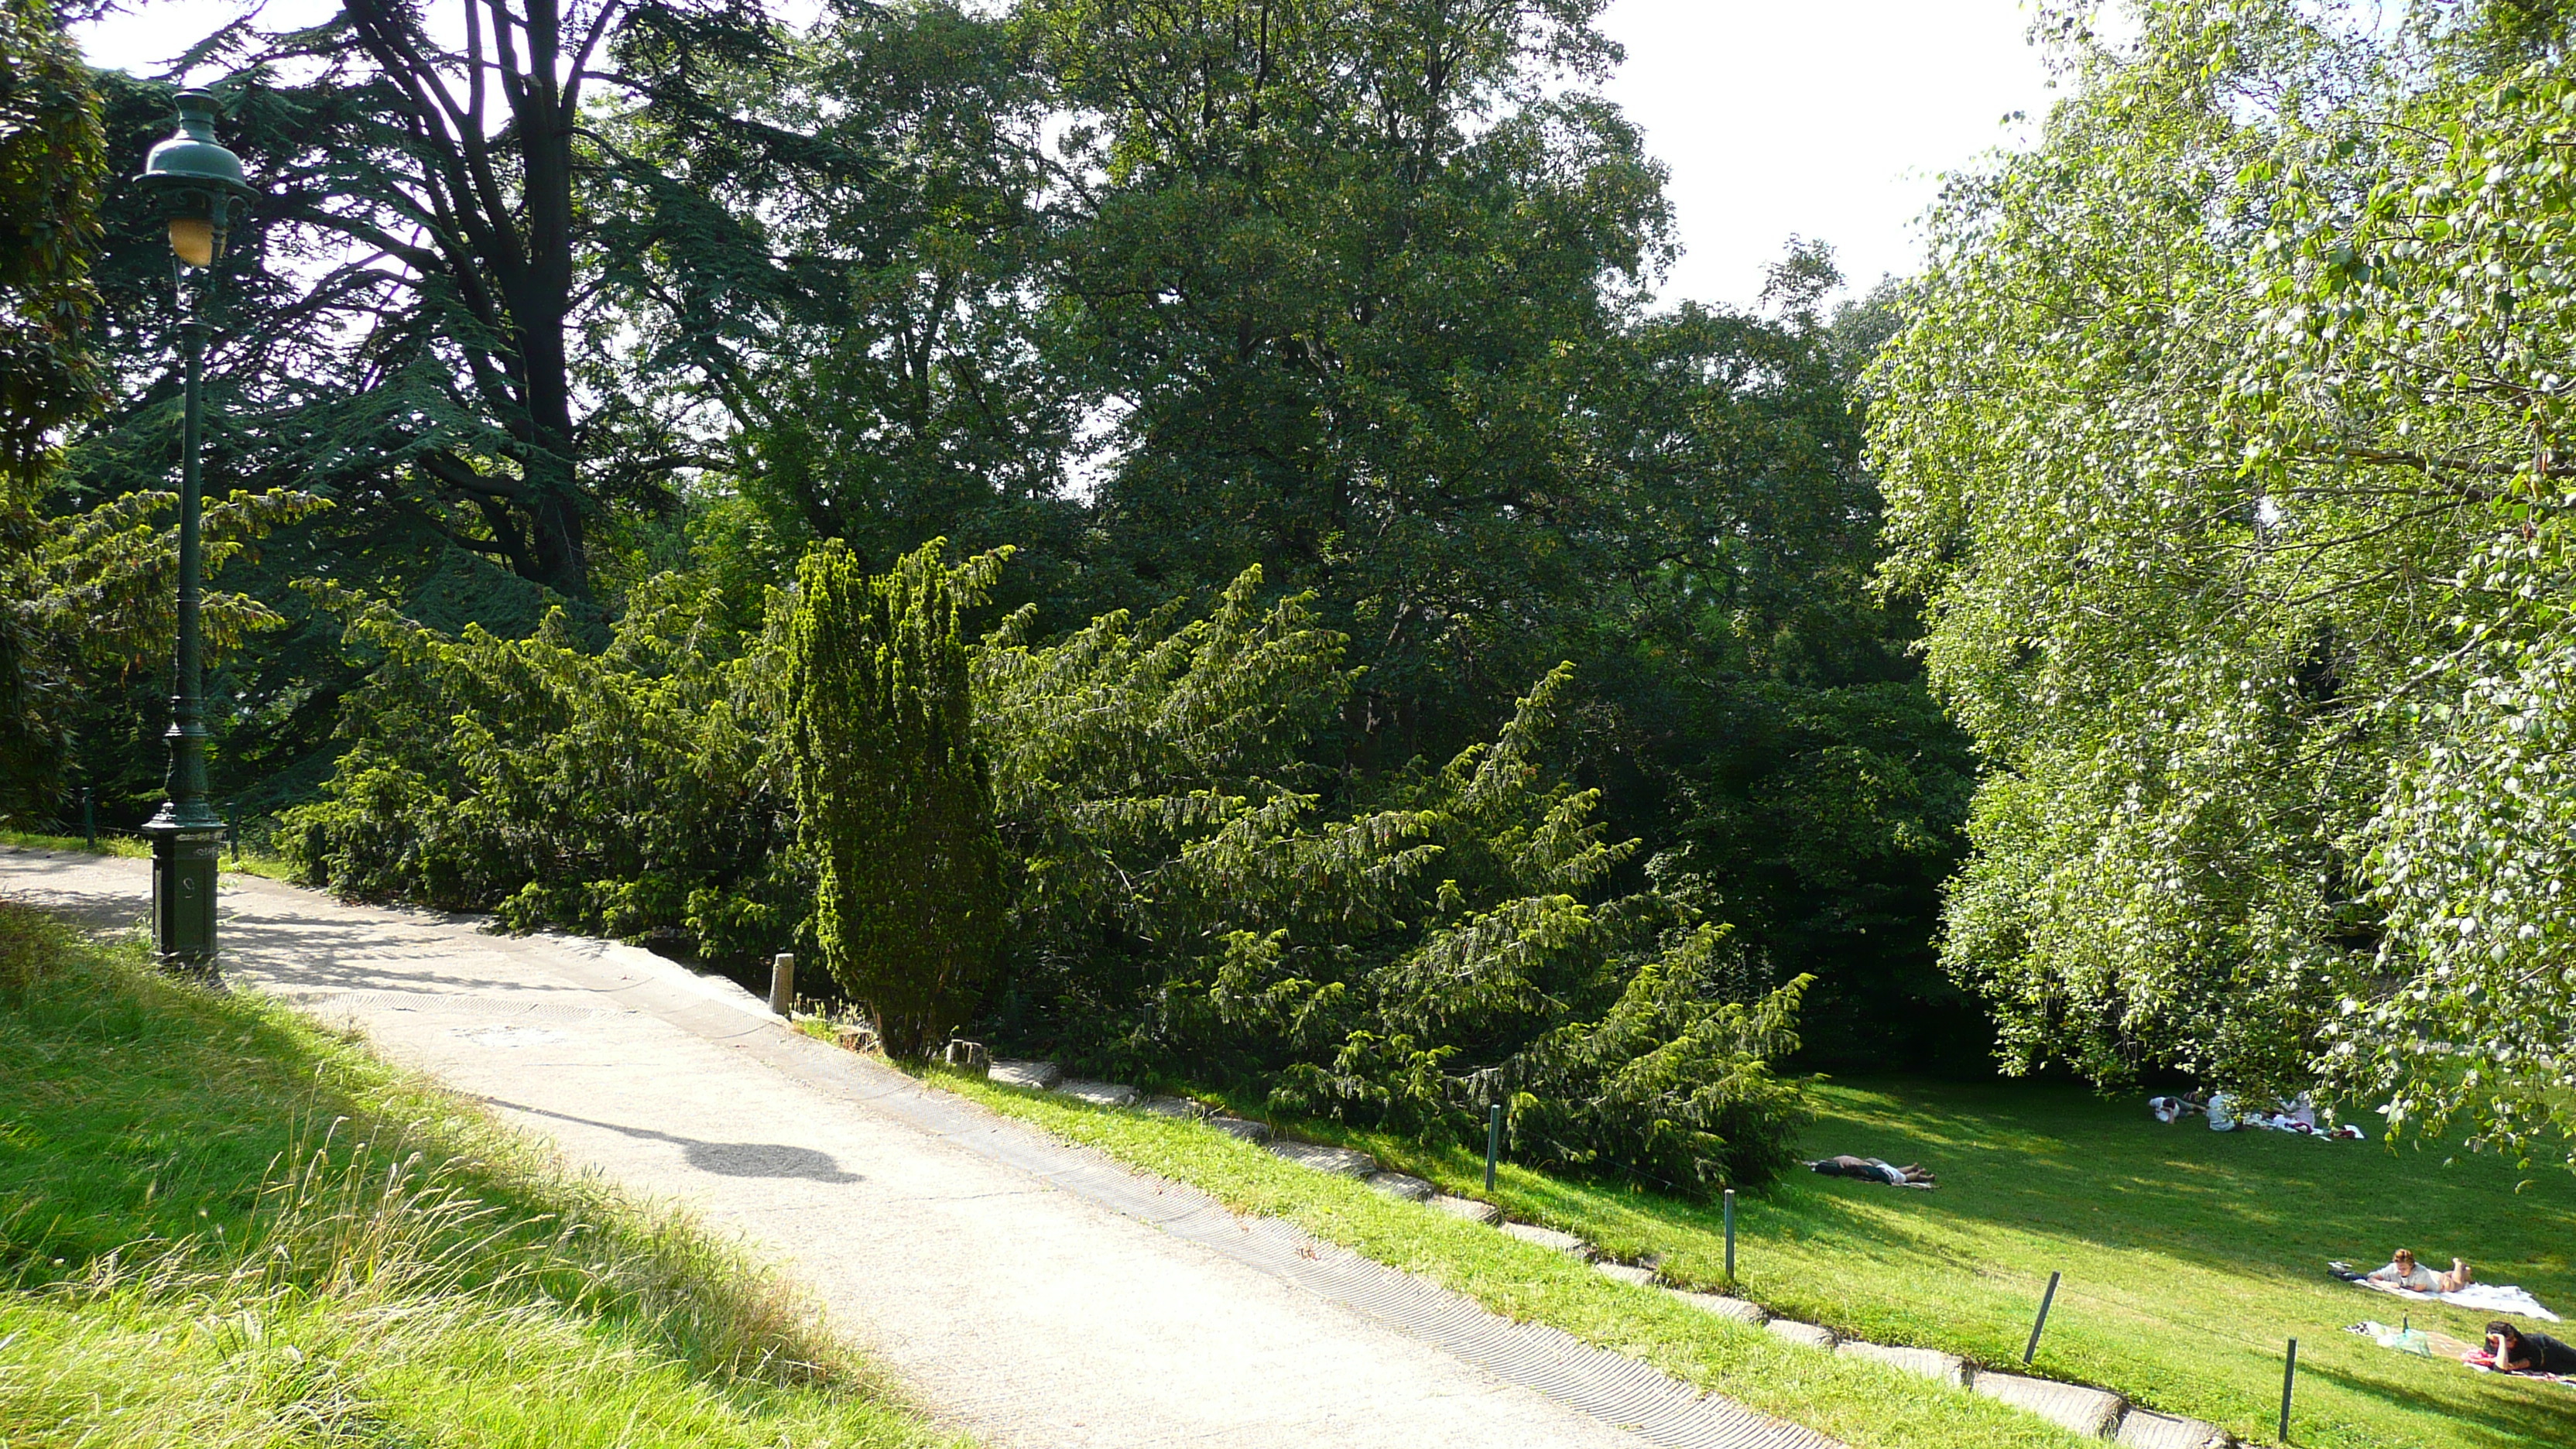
[927, 1067, 2576, 1449]
[0, 901, 961, 1449]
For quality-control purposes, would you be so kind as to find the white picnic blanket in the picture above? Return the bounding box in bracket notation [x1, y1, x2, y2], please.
[2360, 1278, 2560, 1322]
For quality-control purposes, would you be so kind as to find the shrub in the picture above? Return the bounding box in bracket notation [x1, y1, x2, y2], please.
[276, 572, 803, 973]
[981, 570, 1811, 1190]
[786, 540, 1008, 1058]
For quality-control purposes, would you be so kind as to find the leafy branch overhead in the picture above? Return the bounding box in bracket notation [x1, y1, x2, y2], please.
[1872, 0, 2576, 1160]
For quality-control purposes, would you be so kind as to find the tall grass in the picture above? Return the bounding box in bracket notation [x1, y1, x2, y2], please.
[0, 900, 956, 1447]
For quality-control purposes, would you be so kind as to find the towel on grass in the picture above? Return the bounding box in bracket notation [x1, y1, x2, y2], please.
[2348, 1321, 2475, 1358]
[2356, 1278, 2560, 1322]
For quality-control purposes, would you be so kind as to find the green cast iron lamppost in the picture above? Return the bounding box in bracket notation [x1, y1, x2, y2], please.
[135, 90, 254, 977]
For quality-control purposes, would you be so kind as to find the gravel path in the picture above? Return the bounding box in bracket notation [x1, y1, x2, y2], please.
[2, 849, 1833, 1449]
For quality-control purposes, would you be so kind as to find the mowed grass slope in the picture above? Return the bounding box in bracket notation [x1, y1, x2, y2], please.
[1434, 1078, 2576, 1449]
[941, 1069, 2576, 1449]
[0, 902, 960, 1449]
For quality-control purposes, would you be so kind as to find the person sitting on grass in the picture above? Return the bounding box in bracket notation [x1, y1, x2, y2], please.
[1805, 1155, 1935, 1188]
[2332, 1249, 2472, 1293]
[2483, 1321, 2576, 1375]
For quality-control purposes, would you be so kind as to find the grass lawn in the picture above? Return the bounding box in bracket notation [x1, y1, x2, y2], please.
[0, 901, 961, 1449]
[930, 1067, 2576, 1449]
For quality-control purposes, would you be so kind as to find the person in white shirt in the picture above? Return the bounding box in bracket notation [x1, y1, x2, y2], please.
[2365, 1249, 2472, 1293]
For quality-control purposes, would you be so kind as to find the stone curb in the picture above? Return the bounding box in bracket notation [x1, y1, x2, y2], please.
[1666, 1289, 1767, 1324]
[1060, 1079, 1139, 1108]
[1766, 1318, 1837, 1350]
[1366, 1170, 1437, 1201]
[1429, 1194, 1501, 1224]
[1500, 1221, 1597, 1260]
[1834, 1340, 1965, 1389]
[2113, 1408, 2231, 1449]
[991, 1058, 1062, 1091]
[1268, 1139, 1379, 1177]
[1971, 1371, 2125, 1439]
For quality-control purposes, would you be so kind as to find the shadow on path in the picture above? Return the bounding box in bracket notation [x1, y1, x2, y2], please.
[487, 1098, 863, 1184]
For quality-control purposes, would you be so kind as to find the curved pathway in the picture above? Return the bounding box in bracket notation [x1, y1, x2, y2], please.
[2, 849, 1833, 1449]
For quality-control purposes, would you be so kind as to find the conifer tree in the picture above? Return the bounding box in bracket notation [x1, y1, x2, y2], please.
[786, 537, 1007, 1057]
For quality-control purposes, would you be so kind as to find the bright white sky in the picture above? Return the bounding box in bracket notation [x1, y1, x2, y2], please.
[1598, 0, 2058, 308]
[77, 0, 2063, 313]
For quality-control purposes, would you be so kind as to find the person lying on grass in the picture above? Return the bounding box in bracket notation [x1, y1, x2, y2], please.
[2331, 1249, 2472, 1293]
[2476, 1321, 2576, 1375]
[2147, 1092, 2208, 1122]
[1805, 1156, 1934, 1188]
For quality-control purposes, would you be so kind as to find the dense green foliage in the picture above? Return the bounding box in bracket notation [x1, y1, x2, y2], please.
[48, 0, 1974, 1082]
[0, 0, 106, 817]
[0, 15, 326, 825]
[287, 552, 1809, 1187]
[0, 0, 101, 487]
[982, 569, 1810, 1186]
[788, 540, 1008, 1057]
[0, 901, 954, 1448]
[1873, 0, 2576, 1156]
[277, 569, 797, 965]
[18, 0, 2037, 1194]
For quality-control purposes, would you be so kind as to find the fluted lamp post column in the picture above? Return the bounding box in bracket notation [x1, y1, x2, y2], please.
[135, 90, 254, 978]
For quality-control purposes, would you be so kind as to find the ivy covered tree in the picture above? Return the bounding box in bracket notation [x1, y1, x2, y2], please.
[0, 0, 105, 814]
[788, 538, 1008, 1058]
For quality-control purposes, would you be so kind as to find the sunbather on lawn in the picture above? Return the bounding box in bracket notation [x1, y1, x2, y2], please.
[2481, 1321, 2576, 1375]
[1806, 1155, 1935, 1187]
[2332, 1249, 2472, 1293]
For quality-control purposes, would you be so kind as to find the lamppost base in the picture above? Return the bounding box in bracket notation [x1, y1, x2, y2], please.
[142, 817, 224, 978]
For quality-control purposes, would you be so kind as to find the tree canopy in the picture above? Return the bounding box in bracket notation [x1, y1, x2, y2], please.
[1874, 0, 2576, 1160]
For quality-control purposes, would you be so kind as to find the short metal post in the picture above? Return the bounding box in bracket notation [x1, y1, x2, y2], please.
[82, 788, 94, 848]
[2023, 1270, 2060, 1364]
[1723, 1188, 1737, 1283]
[228, 802, 240, 861]
[769, 952, 795, 1016]
[2280, 1338, 2297, 1443]
[1485, 1102, 1502, 1191]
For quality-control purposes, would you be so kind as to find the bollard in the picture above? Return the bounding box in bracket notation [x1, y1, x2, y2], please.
[2023, 1269, 2060, 1364]
[82, 788, 94, 849]
[1723, 1188, 1736, 1283]
[1485, 1102, 1503, 1191]
[769, 952, 795, 1017]
[2280, 1338, 2297, 1443]
[228, 803, 241, 862]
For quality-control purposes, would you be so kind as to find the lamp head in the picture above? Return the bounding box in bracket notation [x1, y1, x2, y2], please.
[137, 90, 255, 266]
